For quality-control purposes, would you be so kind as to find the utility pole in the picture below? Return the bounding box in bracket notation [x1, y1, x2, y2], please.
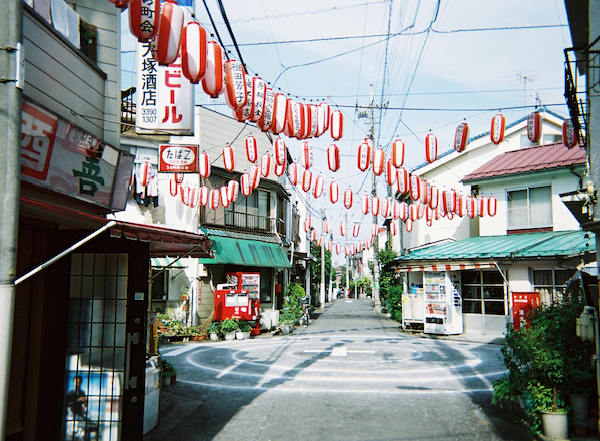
[345, 211, 350, 298]
[320, 203, 325, 306]
[0, 0, 23, 438]
[357, 86, 387, 312]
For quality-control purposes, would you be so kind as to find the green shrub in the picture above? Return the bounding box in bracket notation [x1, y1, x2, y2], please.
[220, 317, 240, 334]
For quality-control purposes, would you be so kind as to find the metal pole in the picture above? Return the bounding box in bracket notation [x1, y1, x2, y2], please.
[345, 212, 350, 298]
[369, 97, 381, 312]
[0, 0, 23, 437]
[320, 206, 325, 306]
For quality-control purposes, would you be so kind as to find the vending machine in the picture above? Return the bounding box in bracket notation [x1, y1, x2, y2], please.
[214, 272, 261, 335]
[423, 271, 463, 335]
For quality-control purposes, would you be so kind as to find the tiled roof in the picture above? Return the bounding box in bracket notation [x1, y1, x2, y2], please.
[462, 142, 586, 182]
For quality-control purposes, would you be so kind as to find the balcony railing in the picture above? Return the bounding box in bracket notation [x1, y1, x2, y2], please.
[224, 211, 272, 232]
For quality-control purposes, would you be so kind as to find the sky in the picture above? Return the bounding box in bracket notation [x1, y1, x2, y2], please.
[121, 0, 573, 265]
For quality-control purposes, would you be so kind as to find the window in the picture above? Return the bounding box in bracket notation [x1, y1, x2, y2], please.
[508, 186, 552, 230]
[533, 269, 575, 304]
[225, 189, 270, 230]
[462, 270, 507, 315]
[520, 134, 562, 148]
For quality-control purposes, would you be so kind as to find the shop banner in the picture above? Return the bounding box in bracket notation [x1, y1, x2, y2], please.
[512, 292, 540, 330]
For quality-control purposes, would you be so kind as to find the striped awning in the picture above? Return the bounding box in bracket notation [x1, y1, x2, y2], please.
[151, 257, 187, 269]
[396, 262, 497, 273]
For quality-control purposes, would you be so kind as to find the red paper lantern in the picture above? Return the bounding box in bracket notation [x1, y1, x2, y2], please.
[274, 158, 286, 176]
[199, 152, 210, 178]
[220, 186, 230, 208]
[392, 200, 401, 220]
[232, 74, 252, 122]
[300, 141, 313, 169]
[317, 235, 323, 247]
[139, 161, 151, 186]
[224, 60, 247, 110]
[381, 198, 391, 218]
[169, 176, 178, 197]
[466, 196, 475, 219]
[181, 22, 207, 83]
[420, 179, 429, 206]
[329, 181, 339, 204]
[174, 173, 184, 183]
[317, 102, 330, 137]
[327, 144, 340, 172]
[310, 229, 316, 242]
[563, 119, 578, 148]
[330, 110, 343, 140]
[424, 133, 437, 163]
[151, 0, 184, 66]
[223, 145, 235, 172]
[409, 174, 421, 201]
[454, 122, 469, 153]
[199, 186, 209, 206]
[250, 77, 266, 123]
[361, 195, 370, 215]
[109, 0, 133, 9]
[189, 187, 198, 208]
[258, 88, 275, 132]
[246, 136, 257, 163]
[249, 165, 260, 189]
[385, 159, 396, 186]
[335, 244, 342, 255]
[356, 243, 362, 253]
[209, 188, 219, 210]
[353, 224, 360, 237]
[405, 219, 413, 232]
[457, 195, 466, 217]
[357, 142, 371, 172]
[409, 203, 418, 222]
[313, 175, 324, 198]
[490, 113, 505, 145]
[371, 223, 378, 237]
[240, 173, 251, 197]
[371, 196, 381, 216]
[284, 101, 302, 138]
[274, 138, 286, 166]
[344, 188, 353, 209]
[323, 220, 330, 234]
[399, 202, 408, 221]
[418, 203, 426, 220]
[391, 221, 398, 236]
[326, 240, 332, 252]
[478, 196, 486, 217]
[261, 154, 271, 178]
[527, 111, 541, 143]
[340, 223, 345, 237]
[271, 93, 288, 135]
[391, 139, 404, 167]
[128, 0, 160, 42]
[396, 167, 409, 194]
[289, 162, 299, 186]
[429, 186, 439, 209]
[373, 148, 385, 176]
[202, 41, 225, 98]
[180, 185, 189, 206]
[302, 169, 312, 192]
[488, 196, 497, 217]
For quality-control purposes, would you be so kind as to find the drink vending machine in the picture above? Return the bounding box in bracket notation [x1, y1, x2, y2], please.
[423, 271, 463, 335]
[214, 272, 261, 335]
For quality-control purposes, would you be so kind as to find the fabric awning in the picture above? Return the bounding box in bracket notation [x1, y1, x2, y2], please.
[198, 235, 291, 269]
[396, 262, 497, 273]
[151, 257, 187, 268]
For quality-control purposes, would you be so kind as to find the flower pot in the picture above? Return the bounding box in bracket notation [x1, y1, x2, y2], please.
[569, 394, 589, 422]
[224, 332, 236, 341]
[236, 331, 246, 340]
[280, 325, 292, 335]
[209, 332, 219, 341]
[540, 411, 568, 440]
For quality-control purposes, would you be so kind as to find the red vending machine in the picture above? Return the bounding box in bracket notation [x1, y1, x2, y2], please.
[214, 272, 261, 335]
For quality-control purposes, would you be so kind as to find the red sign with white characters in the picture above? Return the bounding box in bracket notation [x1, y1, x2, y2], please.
[158, 144, 198, 173]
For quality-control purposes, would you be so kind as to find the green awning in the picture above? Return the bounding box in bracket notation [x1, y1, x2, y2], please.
[198, 236, 291, 269]
[151, 257, 187, 268]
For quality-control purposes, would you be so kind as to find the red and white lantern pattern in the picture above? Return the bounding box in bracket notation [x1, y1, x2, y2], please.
[429, 186, 439, 209]
[274, 160, 285, 177]
[129, 0, 160, 42]
[274, 138, 286, 166]
[169, 176, 178, 197]
[391, 139, 404, 167]
[300, 142, 313, 169]
[361, 194, 370, 215]
[250, 77, 266, 122]
[527, 111, 541, 143]
[202, 41, 225, 98]
[199, 186, 209, 206]
[335, 244, 342, 255]
[220, 186, 230, 208]
[271, 93, 288, 134]
[330, 110, 343, 140]
[317, 102, 330, 136]
[339, 223, 345, 237]
[381, 198, 391, 218]
[209, 188, 219, 210]
[478, 196, 486, 217]
[454, 122, 469, 153]
[227, 180, 239, 202]
[233, 74, 253, 122]
[466, 196, 475, 219]
[174, 173, 184, 183]
[139, 161, 151, 186]
[258, 88, 275, 132]
[151, 0, 184, 66]
[288, 162, 299, 186]
[249, 165, 260, 189]
[385, 159, 396, 186]
[397, 167, 409, 194]
[371, 196, 381, 216]
[488, 196, 497, 217]
[490, 113, 505, 145]
[357, 142, 371, 172]
[409, 174, 421, 201]
[180, 185, 190, 205]
[425, 133, 437, 163]
[390, 221, 397, 236]
[261, 154, 271, 177]
[313, 175, 324, 198]
[199, 152, 210, 178]
[326, 240, 332, 252]
[353, 224, 360, 237]
[301, 169, 312, 192]
[246, 136, 257, 162]
[181, 22, 207, 84]
[409, 204, 418, 222]
[223, 145, 235, 172]
[240, 173, 251, 197]
[563, 119, 578, 148]
[327, 144, 340, 172]
[329, 181, 339, 204]
[372, 148, 385, 176]
[225, 60, 248, 110]
[406, 219, 413, 233]
[344, 188, 353, 209]
[323, 219, 330, 234]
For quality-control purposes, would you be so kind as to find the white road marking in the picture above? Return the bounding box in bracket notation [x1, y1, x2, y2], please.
[161, 345, 200, 357]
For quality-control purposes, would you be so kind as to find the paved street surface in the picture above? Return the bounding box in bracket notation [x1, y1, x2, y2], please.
[144, 299, 527, 441]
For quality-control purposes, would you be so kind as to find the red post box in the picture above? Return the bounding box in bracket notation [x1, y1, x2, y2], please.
[214, 272, 261, 335]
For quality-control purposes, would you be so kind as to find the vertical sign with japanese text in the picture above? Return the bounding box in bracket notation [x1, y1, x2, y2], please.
[136, 41, 194, 134]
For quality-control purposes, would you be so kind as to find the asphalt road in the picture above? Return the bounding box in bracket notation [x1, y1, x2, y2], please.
[144, 299, 527, 441]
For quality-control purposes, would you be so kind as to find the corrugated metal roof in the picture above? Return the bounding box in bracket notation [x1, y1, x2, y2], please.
[394, 230, 595, 264]
[463, 142, 586, 182]
[200, 227, 280, 243]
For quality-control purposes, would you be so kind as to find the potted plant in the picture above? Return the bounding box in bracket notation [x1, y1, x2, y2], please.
[236, 321, 252, 340]
[207, 322, 220, 341]
[161, 359, 177, 386]
[278, 309, 297, 335]
[220, 317, 239, 341]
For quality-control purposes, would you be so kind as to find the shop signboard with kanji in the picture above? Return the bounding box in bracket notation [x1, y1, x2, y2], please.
[511, 292, 540, 330]
[158, 144, 198, 173]
[20, 100, 134, 211]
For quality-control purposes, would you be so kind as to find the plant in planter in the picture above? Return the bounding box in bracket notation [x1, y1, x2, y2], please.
[207, 322, 221, 341]
[278, 309, 297, 334]
[236, 321, 252, 340]
[220, 317, 240, 341]
[162, 359, 177, 386]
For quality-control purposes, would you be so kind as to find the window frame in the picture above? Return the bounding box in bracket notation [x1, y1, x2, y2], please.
[461, 269, 508, 316]
[507, 185, 552, 230]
